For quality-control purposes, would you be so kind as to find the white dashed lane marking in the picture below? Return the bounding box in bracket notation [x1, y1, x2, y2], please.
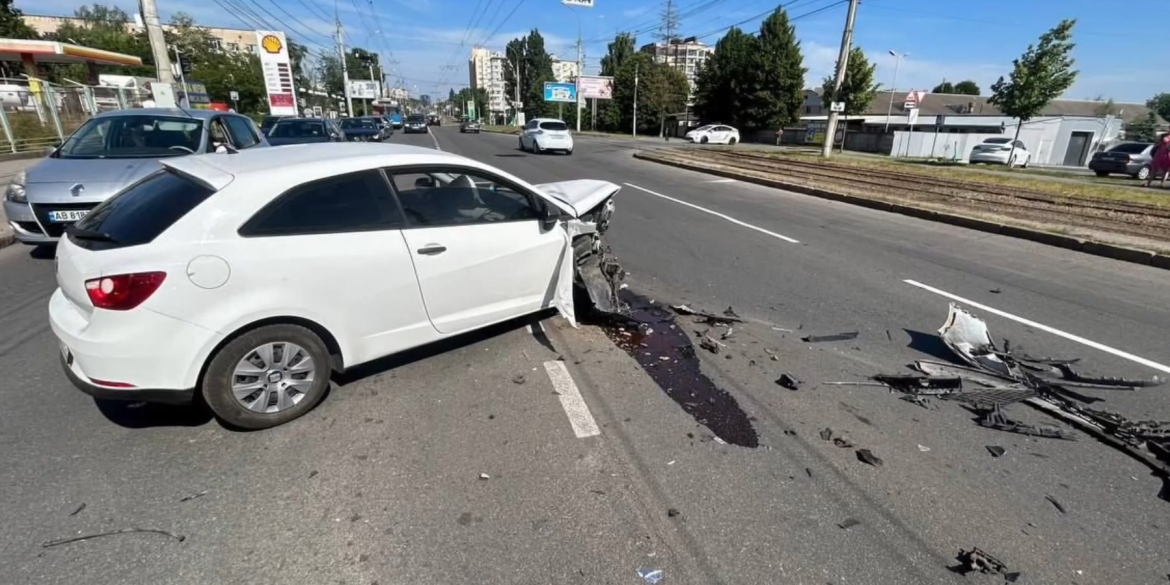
[623, 183, 800, 244]
[544, 360, 601, 439]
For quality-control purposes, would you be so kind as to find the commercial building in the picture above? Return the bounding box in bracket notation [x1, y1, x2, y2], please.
[468, 47, 509, 121]
[25, 14, 261, 54]
[549, 54, 579, 83]
[639, 36, 713, 89]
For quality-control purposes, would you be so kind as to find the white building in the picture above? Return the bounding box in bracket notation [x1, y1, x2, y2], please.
[468, 47, 509, 119]
[26, 13, 262, 54]
[550, 55, 579, 83]
[640, 37, 713, 90]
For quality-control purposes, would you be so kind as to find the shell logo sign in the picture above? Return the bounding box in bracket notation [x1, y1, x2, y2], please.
[260, 34, 283, 54]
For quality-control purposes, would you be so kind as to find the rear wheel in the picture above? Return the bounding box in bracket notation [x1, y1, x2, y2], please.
[728, 137, 738, 145]
[1094, 170, 1108, 177]
[1137, 166, 1151, 181]
[202, 324, 331, 430]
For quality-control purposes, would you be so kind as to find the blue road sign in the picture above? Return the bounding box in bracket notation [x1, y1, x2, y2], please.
[543, 82, 577, 103]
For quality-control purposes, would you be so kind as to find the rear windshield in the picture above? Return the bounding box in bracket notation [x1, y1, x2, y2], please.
[1108, 142, 1150, 154]
[540, 122, 569, 131]
[340, 118, 377, 129]
[270, 120, 327, 138]
[983, 138, 1011, 144]
[71, 171, 215, 250]
[407, 115, 425, 122]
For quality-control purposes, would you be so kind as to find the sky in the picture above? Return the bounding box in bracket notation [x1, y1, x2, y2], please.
[21, 0, 1170, 103]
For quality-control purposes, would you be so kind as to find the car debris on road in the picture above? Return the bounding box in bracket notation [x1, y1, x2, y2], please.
[954, 547, 1020, 582]
[800, 331, 859, 343]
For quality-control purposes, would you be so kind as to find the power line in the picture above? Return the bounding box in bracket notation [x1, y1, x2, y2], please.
[260, 0, 335, 44]
[295, 0, 333, 22]
[694, 0, 846, 40]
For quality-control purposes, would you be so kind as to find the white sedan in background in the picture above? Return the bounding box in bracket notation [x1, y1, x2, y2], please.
[51, 143, 621, 429]
[969, 137, 1031, 167]
[519, 118, 574, 154]
[685, 124, 740, 145]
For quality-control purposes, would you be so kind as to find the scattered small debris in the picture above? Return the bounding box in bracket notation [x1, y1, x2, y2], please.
[1045, 494, 1067, 514]
[723, 306, 741, 318]
[856, 449, 883, 466]
[68, 503, 86, 516]
[667, 508, 681, 518]
[308, 470, 318, 479]
[954, 547, 1019, 582]
[512, 374, 526, 385]
[42, 527, 186, 548]
[805, 467, 813, 477]
[721, 327, 735, 340]
[713, 436, 728, 445]
[698, 335, 722, 355]
[819, 427, 833, 441]
[918, 444, 931, 452]
[671, 304, 742, 325]
[977, 404, 1072, 440]
[989, 288, 1002, 294]
[801, 331, 859, 343]
[837, 518, 861, 529]
[776, 373, 801, 391]
[783, 429, 797, 436]
[478, 473, 491, 480]
[899, 395, 933, 409]
[832, 437, 853, 448]
[636, 568, 665, 584]
[873, 374, 963, 395]
[986, 445, 1006, 458]
[179, 490, 208, 503]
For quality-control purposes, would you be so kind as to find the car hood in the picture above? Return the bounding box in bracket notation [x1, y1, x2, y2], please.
[267, 136, 333, 145]
[536, 179, 620, 217]
[23, 156, 164, 203]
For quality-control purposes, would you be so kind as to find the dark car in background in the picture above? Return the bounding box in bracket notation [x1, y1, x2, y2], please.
[265, 118, 345, 145]
[1089, 142, 1154, 180]
[404, 114, 428, 134]
[338, 117, 383, 142]
[428, 114, 441, 126]
[259, 115, 288, 135]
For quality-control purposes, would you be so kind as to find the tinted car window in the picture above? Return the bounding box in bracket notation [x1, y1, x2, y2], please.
[71, 171, 215, 250]
[270, 120, 327, 138]
[1109, 142, 1151, 154]
[984, 138, 1011, 144]
[388, 168, 539, 227]
[340, 118, 377, 130]
[242, 170, 404, 236]
[225, 116, 260, 148]
[539, 121, 568, 131]
[57, 115, 203, 158]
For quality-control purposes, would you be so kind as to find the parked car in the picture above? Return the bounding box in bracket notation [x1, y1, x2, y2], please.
[338, 117, 383, 141]
[519, 118, 573, 154]
[1088, 142, 1154, 179]
[259, 115, 287, 135]
[685, 124, 739, 145]
[404, 114, 428, 134]
[4, 108, 267, 246]
[460, 119, 481, 134]
[50, 143, 621, 429]
[969, 137, 1031, 167]
[265, 118, 346, 145]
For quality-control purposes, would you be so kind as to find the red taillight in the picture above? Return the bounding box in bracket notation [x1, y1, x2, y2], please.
[84, 272, 166, 311]
[89, 378, 136, 388]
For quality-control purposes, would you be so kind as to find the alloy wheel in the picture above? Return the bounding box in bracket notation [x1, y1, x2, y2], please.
[231, 342, 316, 414]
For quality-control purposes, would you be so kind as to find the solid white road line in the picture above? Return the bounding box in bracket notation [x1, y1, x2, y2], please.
[623, 183, 800, 244]
[544, 360, 601, 439]
[904, 279, 1170, 376]
[428, 128, 442, 151]
[706, 178, 738, 183]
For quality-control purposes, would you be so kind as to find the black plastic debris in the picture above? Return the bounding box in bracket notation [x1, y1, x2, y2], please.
[833, 437, 853, 448]
[989, 288, 1002, 294]
[698, 335, 722, 355]
[873, 374, 963, 395]
[986, 445, 1006, 458]
[856, 449, 883, 466]
[723, 306, 741, 319]
[801, 331, 859, 343]
[776, 373, 801, 391]
[819, 428, 834, 441]
[671, 304, 743, 326]
[837, 518, 860, 529]
[512, 374, 526, 385]
[667, 508, 681, 518]
[69, 503, 86, 516]
[1045, 494, 1067, 514]
[978, 404, 1073, 440]
[954, 548, 1019, 582]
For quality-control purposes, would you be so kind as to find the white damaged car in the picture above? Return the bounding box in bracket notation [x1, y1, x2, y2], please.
[50, 143, 621, 429]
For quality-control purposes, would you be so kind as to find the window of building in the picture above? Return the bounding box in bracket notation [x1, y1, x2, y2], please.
[227, 42, 239, 51]
[207, 38, 222, 50]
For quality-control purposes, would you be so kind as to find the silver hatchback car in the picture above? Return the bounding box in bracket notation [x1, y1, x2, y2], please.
[4, 108, 268, 246]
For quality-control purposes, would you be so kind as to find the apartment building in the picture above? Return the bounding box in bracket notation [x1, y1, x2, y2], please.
[550, 55, 579, 83]
[25, 14, 261, 54]
[468, 47, 509, 118]
[639, 36, 713, 89]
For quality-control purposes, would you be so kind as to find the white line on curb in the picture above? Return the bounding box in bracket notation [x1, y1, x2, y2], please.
[904, 279, 1170, 375]
[624, 183, 800, 244]
[706, 178, 738, 183]
[544, 360, 601, 438]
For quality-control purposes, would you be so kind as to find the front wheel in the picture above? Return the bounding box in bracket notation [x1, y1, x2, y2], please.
[1094, 171, 1108, 177]
[1136, 166, 1151, 181]
[728, 137, 738, 145]
[202, 324, 331, 430]
[701, 136, 709, 144]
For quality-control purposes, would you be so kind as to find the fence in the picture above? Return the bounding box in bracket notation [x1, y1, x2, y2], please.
[0, 79, 150, 153]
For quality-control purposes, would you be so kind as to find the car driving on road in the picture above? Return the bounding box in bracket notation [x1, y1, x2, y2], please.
[1088, 142, 1154, 179]
[50, 143, 620, 429]
[4, 108, 267, 246]
[685, 124, 739, 145]
[460, 119, 481, 134]
[969, 137, 1031, 167]
[519, 118, 573, 154]
[265, 117, 346, 145]
[338, 117, 384, 141]
[404, 114, 428, 134]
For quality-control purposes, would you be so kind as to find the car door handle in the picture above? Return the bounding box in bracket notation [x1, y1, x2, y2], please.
[417, 245, 447, 255]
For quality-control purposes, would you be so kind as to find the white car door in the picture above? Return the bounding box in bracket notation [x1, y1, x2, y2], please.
[714, 126, 731, 143]
[522, 120, 538, 148]
[387, 166, 566, 335]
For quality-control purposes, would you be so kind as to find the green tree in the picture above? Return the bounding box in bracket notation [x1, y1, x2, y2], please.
[597, 32, 637, 130]
[522, 30, 556, 118]
[0, 0, 37, 39]
[1126, 112, 1158, 142]
[753, 7, 807, 128]
[693, 27, 761, 128]
[1147, 93, 1170, 123]
[989, 19, 1078, 162]
[608, 52, 687, 134]
[821, 47, 878, 148]
[933, 79, 980, 95]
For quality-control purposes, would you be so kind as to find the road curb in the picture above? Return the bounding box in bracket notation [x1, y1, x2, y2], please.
[633, 151, 1170, 271]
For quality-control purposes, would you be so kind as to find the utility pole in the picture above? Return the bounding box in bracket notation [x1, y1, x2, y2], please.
[632, 62, 639, 137]
[140, 0, 174, 83]
[821, 0, 860, 158]
[171, 47, 188, 106]
[336, 2, 353, 117]
[576, 34, 583, 132]
[883, 50, 906, 132]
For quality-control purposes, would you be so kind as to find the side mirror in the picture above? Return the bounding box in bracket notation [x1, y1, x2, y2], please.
[415, 177, 436, 189]
[540, 201, 564, 229]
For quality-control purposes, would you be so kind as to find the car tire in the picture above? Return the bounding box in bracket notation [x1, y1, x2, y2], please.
[701, 136, 709, 144]
[728, 137, 737, 145]
[1137, 166, 1151, 181]
[202, 324, 331, 430]
[566, 149, 573, 155]
[1094, 170, 1108, 177]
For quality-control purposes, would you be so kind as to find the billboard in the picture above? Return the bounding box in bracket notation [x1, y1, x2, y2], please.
[576, 75, 613, 100]
[348, 80, 379, 100]
[256, 30, 297, 115]
[543, 82, 577, 103]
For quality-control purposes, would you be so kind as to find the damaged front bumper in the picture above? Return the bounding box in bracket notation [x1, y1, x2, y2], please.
[553, 193, 628, 325]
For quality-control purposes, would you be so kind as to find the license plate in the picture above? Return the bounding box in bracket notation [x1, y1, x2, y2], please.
[48, 210, 89, 223]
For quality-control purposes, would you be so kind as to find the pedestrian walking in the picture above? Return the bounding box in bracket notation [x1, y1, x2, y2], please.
[1145, 133, 1170, 188]
[775, 127, 784, 146]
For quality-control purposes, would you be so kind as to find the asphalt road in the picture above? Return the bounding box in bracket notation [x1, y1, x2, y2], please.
[2, 127, 1169, 584]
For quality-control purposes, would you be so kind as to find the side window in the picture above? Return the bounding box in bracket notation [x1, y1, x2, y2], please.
[525, 120, 538, 131]
[387, 168, 540, 227]
[241, 170, 404, 236]
[208, 118, 230, 151]
[1014, 140, 1026, 149]
[225, 116, 260, 148]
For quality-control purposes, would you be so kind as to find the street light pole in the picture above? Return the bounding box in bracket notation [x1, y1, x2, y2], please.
[883, 50, 906, 133]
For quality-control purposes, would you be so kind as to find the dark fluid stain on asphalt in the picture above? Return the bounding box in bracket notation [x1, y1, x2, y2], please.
[588, 292, 759, 448]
